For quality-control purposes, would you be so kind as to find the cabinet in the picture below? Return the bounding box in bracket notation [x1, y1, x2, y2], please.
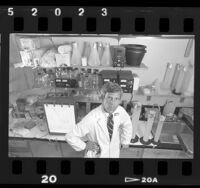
[9, 139, 33, 157]
[9, 138, 85, 158]
[120, 147, 144, 158]
[29, 140, 63, 157]
[142, 148, 189, 158]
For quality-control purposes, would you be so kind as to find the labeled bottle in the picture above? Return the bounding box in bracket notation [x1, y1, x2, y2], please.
[174, 65, 185, 94]
[101, 43, 112, 66]
[170, 63, 181, 91]
[88, 42, 101, 67]
[71, 42, 82, 66]
[161, 63, 173, 89]
[180, 63, 194, 94]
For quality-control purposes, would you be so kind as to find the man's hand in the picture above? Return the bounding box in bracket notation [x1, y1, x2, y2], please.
[85, 141, 100, 153]
[121, 144, 129, 149]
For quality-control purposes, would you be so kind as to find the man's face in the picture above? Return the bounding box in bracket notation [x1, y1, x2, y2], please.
[102, 92, 121, 114]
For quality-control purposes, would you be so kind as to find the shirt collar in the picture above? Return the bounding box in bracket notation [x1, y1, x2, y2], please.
[101, 105, 120, 117]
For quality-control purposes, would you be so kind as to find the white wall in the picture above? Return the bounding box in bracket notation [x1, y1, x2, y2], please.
[119, 37, 194, 88]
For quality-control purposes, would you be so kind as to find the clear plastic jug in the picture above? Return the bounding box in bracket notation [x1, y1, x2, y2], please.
[71, 42, 82, 66]
[88, 42, 101, 67]
[100, 43, 113, 67]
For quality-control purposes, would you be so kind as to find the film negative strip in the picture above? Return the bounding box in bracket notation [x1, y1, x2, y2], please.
[0, 2, 200, 186]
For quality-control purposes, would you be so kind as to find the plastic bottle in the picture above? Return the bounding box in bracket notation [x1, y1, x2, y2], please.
[71, 42, 82, 66]
[88, 42, 101, 67]
[100, 43, 112, 66]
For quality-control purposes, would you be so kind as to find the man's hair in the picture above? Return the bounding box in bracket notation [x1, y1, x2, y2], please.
[100, 82, 123, 99]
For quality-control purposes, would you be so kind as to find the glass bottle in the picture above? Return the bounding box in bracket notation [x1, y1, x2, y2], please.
[83, 69, 88, 89]
[88, 42, 101, 67]
[93, 69, 99, 89]
[81, 68, 86, 89]
[180, 63, 194, 94]
[65, 67, 70, 79]
[87, 69, 92, 89]
[68, 67, 72, 79]
[174, 65, 185, 94]
[71, 42, 82, 66]
[170, 63, 181, 91]
[91, 70, 96, 89]
[74, 68, 79, 80]
[96, 70, 100, 90]
[100, 43, 112, 67]
[78, 72, 83, 88]
[161, 63, 173, 89]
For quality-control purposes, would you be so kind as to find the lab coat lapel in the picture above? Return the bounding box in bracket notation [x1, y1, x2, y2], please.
[97, 117, 110, 141]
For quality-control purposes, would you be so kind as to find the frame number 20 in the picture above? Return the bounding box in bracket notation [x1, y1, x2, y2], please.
[41, 175, 57, 184]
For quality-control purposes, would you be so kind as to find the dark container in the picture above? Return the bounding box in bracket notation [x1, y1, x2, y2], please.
[123, 44, 147, 67]
[16, 98, 27, 112]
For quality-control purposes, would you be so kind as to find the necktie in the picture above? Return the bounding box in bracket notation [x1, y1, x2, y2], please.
[107, 113, 114, 140]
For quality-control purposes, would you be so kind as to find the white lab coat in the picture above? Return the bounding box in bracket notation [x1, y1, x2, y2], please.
[65, 105, 133, 158]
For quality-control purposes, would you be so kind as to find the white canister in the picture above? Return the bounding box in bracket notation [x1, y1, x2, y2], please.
[58, 45, 72, 54]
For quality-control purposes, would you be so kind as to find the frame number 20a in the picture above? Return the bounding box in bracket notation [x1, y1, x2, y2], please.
[142, 177, 158, 183]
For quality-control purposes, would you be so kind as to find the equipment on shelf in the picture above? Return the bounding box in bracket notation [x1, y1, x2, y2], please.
[99, 70, 137, 93]
[118, 70, 134, 93]
[99, 70, 118, 85]
[112, 45, 126, 67]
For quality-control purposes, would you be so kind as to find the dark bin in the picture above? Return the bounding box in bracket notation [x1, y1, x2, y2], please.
[124, 44, 147, 67]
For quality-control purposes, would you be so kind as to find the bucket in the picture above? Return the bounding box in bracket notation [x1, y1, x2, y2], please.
[123, 44, 147, 66]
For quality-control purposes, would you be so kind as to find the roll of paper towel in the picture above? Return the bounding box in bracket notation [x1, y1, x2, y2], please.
[58, 45, 72, 54]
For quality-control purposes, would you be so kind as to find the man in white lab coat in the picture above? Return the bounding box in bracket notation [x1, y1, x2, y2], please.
[65, 82, 133, 158]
